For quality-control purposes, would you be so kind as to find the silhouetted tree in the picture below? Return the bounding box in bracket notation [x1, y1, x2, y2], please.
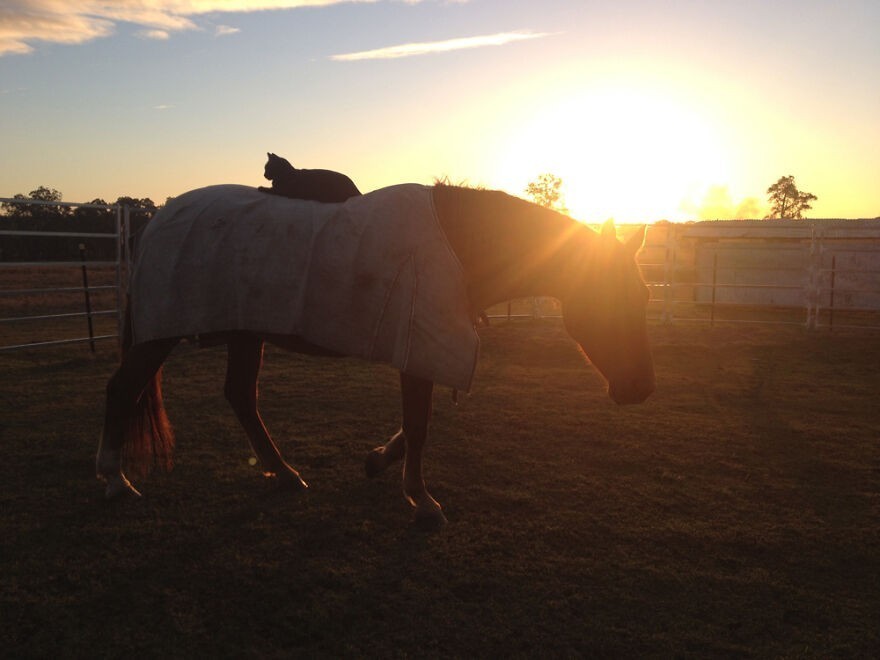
[0, 193, 28, 218]
[524, 174, 567, 318]
[0, 188, 159, 260]
[28, 186, 63, 202]
[72, 199, 115, 232]
[113, 196, 157, 211]
[525, 173, 566, 212]
[115, 196, 158, 237]
[1, 186, 69, 221]
[0, 187, 70, 259]
[765, 175, 817, 219]
[72, 198, 111, 218]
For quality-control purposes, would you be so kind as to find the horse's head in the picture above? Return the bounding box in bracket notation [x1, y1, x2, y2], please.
[562, 220, 655, 405]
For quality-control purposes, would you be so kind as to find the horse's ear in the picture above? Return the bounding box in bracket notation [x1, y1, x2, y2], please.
[625, 224, 647, 256]
[601, 218, 616, 239]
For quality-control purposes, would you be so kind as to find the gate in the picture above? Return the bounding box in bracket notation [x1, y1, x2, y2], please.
[639, 219, 880, 330]
[0, 197, 134, 352]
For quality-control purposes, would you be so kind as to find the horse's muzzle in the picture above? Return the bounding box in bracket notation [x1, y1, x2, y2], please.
[608, 377, 655, 405]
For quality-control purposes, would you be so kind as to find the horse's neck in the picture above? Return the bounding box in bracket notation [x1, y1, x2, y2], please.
[434, 186, 588, 312]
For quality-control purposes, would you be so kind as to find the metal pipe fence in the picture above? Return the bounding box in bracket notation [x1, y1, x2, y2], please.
[0, 197, 128, 352]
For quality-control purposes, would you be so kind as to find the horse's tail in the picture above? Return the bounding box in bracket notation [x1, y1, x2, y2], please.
[119, 297, 175, 478]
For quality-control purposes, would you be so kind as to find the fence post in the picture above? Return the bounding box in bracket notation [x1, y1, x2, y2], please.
[710, 251, 718, 327]
[124, 205, 132, 276]
[78, 242, 96, 353]
[663, 225, 674, 323]
[807, 224, 822, 329]
[828, 254, 837, 332]
[115, 206, 124, 347]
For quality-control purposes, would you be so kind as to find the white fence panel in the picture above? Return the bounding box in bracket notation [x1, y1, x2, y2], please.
[640, 218, 880, 329]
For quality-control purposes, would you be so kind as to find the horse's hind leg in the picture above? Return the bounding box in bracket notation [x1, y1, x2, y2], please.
[97, 337, 178, 498]
[224, 333, 308, 492]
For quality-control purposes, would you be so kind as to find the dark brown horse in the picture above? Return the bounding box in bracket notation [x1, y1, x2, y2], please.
[96, 183, 654, 528]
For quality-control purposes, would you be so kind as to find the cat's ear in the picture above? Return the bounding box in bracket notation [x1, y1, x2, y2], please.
[267, 152, 273, 157]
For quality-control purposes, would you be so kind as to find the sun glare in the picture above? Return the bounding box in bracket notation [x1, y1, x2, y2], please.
[494, 85, 732, 222]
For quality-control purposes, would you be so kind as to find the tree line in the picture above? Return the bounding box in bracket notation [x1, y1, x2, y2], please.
[1, 174, 823, 262]
[524, 174, 820, 220]
[1, 186, 157, 262]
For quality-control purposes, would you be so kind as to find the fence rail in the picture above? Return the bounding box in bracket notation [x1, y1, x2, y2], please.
[0, 197, 128, 352]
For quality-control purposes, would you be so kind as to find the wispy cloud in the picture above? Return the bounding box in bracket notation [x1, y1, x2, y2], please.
[0, 2, 115, 55]
[138, 29, 171, 41]
[330, 30, 553, 61]
[215, 25, 241, 37]
[0, 1, 378, 56]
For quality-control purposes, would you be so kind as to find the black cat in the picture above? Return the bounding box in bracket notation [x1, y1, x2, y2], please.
[258, 152, 361, 202]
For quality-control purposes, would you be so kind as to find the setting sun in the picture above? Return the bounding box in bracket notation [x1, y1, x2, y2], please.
[493, 84, 732, 222]
[2, 1, 877, 220]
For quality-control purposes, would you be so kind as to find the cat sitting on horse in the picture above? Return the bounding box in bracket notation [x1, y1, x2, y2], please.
[258, 152, 361, 203]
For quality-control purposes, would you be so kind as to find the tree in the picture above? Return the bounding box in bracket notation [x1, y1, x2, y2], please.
[28, 186, 63, 203]
[523, 173, 567, 319]
[1, 186, 72, 230]
[72, 199, 114, 229]
[765, 175, 817, 219]
[0, 193, 29, 217]
[1, 186, 67, 219]
[113, 196, 157, 211]
[525, 173, 567, 212]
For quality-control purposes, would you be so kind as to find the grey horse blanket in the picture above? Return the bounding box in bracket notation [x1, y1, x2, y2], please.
[130, 183, 479, 391]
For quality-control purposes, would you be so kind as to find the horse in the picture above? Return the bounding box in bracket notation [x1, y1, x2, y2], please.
[96, 182, 655, 529]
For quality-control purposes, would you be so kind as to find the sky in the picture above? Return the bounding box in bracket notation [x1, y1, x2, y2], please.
[1, 0, 878, 222]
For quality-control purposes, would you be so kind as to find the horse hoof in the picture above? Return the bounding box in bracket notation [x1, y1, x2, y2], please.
[413, 507, 447, 532]
[103, 477, 142, 500]
[277, 473, 309, 493]
[364, 449, 387, 479]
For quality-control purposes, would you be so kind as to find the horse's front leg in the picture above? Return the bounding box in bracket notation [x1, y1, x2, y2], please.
[225, 333, 308, 492]
[398, 372, 446, 529]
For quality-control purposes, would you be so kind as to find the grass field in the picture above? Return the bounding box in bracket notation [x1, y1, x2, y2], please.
[1, 320, 878, 657]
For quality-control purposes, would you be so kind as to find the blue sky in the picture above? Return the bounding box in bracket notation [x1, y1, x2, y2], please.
[1, 0, 878, 221]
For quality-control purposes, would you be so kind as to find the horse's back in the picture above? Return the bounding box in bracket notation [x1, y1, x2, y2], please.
[130, 182, 479, 391]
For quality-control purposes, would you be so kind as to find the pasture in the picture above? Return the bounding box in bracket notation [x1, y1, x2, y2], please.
[1, 320, 878, 657]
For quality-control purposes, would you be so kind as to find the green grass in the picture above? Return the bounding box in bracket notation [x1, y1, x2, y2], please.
[1, 321, 878, 657]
